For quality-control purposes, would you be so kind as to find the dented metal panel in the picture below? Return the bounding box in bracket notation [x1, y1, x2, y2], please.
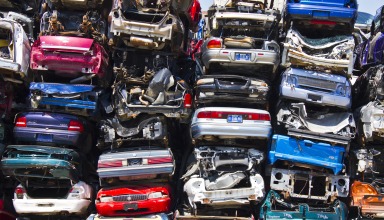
[358, 101, 384, 143]
[269, 135, 346, 175]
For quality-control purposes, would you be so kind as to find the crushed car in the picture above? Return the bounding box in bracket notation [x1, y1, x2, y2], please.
[356, 100, 384, 145]
[110, 0, 197, 52]
[0, 18, 30, 84]
[201, 0, 281, 78]
[280, 67, 352, 109]
[111, 67, 193, 122]
[259, 190, 348, 220]
[29, 82, 102, 117]
[350, 180, 384, 219]
[1, 145, 95, 218]
[276, 101, 356, 145]
[13, 111, 95, 153]
[281, 28, 355, 76]
[182, 147, 265, 216]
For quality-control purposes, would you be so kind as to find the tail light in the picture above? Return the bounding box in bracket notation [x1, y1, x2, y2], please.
[197, 111, 270, 121]
[15, 116, 27, 127]
[68, 185, 85, 199]
[184, 93, 192, 108]
[143, 156, 173, 165]
[15, 186, 25, 199]
[98, 160, 123, 168]
[207, 39, 222, 49]
[68, 120, 84, 132]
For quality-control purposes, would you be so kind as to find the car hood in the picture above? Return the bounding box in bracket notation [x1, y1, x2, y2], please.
[30, 82, 95, 94]
[1, 145, 80, 182]
[35, 36, 94, 53]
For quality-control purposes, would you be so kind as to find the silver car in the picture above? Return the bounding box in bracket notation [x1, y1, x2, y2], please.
[201, 1, 280, 77]
[191, 107, 272, 141]
[280, 68, 352, 109]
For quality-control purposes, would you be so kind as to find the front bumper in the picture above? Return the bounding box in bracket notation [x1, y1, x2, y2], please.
[96, 198, 171, 217]
[13, 198, 90, 215]
[184, 175, 264, 207]
[270, 168, 349, 200]
[268, 135, 346, 175]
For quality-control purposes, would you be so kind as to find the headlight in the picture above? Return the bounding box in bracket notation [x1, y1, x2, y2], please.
[196, 78, 214, 85]
[285, 75, 297, 86]
[251, 80, 268, 87]
[336, 85, 346, 96]
[148, 192, 167, 199]
[99, 196, 113, 202]
[373, 115, 383, 121]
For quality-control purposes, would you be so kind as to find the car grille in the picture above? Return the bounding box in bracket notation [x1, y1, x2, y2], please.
[112, 194, 148, 202]
[297, 76, 337, 91]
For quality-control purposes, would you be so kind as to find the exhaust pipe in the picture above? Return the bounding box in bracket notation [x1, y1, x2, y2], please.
[130, 36, 159, 49]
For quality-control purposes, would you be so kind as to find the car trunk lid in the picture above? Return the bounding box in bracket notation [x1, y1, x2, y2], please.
[38, 36, 94, 53]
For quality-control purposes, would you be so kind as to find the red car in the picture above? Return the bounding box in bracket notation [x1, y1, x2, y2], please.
[96, 184, 171, 217]
[30, 36, 109, 84]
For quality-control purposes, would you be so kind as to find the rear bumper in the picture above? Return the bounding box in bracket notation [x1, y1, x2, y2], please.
[13, 198, 90, 215]
[14, 127, 82, 147]
[287, 4, 357, 22]
[97, 164, 174, 179]
[96, 198, 171, 217]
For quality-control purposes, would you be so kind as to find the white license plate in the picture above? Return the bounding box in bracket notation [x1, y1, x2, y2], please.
[235, 53, 251, 61]
[227, 115, 243, 123]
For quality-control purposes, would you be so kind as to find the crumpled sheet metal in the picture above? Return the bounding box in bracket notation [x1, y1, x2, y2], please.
[282, 28, 355, 75]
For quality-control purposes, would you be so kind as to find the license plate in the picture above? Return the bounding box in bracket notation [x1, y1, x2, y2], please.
[308, 94, 322, 102]
[37, 134, 53, 142]
[128, 158, 142, 166]
[123, 203, 138, 211]
[227, 115, 243, 123]
[235, 53, 251, 61]
[313, 11, 330, 19]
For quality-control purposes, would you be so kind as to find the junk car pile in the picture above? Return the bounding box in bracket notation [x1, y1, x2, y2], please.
[3, 0, 384, 219]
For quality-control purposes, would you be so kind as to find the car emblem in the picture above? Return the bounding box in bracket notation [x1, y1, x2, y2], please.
[127, 196, 131, 201]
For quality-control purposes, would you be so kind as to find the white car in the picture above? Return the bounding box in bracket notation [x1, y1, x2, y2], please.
[0, 18, 30, 83]
[13, 181, 93, 217]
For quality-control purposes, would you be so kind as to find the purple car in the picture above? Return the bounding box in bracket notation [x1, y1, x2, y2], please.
[13, 112, 94, 153]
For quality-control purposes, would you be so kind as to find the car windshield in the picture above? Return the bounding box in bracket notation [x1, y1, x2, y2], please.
[357, 12, 374, 25]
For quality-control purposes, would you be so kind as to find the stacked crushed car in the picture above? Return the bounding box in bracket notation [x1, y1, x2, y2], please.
[3, 0, 384, 219]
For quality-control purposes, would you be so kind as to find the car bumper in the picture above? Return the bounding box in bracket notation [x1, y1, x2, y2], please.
[191, 121, 272, 140]
[202, 48, 279, 74]
[96, 198, 171, 217]
[184, 175, 264, 206]
[13, 127, 83, 147]
[98, 164, 174, 179]
[268, 135, 346, 175]
[30, 47, 106, 76]
[87, 213, 169, 220]
[117, 105, 192, 121]
[280, 84, 351, 109]
[13, 198, 90, 215]
[0, 59, 22, 74]
[287, 4, 356, 22]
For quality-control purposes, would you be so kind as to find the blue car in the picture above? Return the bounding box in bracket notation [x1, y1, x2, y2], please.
[268, 135, 346, 175]
[13, 112, 94, 153]
[286, 0, 358, 31]
[260, 190, 348, 220]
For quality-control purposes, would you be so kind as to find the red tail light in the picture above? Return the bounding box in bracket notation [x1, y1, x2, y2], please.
[197, 111, 270, 121]
[68, 120, 84, 132]
[310, 20, 337, 26]
[148, 156, 173, 164]
[184, 93, 192, 108]
[207, 39, 222, 49]
[15, 187, 25, 199]
[98, 160, 123, 168]
[15, 116, 27, 127]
